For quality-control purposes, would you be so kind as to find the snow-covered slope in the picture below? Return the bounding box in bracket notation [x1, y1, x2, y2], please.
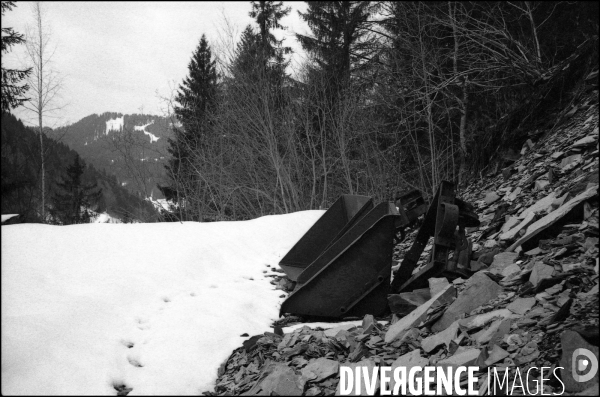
[1, 211, 323, 395]
[105, 115, 124, 134]
[134, 120, 160, 143]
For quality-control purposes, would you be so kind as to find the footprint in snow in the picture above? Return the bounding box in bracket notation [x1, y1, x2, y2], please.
[120, 340, 135, 349]
[135, 317, 151, 331]
[127, 354, 144, 368]
[113, 383, 133, 396]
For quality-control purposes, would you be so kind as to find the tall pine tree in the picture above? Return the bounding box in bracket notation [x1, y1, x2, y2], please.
[173, 34, 218, 148]
[297, 1, 376, 88]
[159, 34, 218, 220]
[249, 1, 291, 76]
[51, 154, 102, 225]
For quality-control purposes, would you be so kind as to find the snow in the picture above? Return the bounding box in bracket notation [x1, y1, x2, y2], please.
[147, 197, 170, 211]
[92, 212, 122, 224]
[1, 210, 324, 395]
[106, 116, 124, 134]
[1, 214, 19, 223]
[282, 320, 388, 334]
[134, 121, 159, 143]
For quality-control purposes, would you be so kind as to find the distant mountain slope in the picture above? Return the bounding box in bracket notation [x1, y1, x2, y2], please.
[53, 112, 176, 199]
[1, 113, 159, 223]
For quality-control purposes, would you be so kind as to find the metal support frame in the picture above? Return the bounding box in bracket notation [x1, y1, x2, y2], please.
[390, 181, 479, 293]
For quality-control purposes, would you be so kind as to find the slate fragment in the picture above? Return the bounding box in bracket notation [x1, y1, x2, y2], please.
[243, 361, 305, 396]
[301, 357, 339, 382]
[421, 320, 459, 353]
[489, 252, 519, 274]
[484, 191, 501, 204]
[484, 344, 510, 366]
[385, 284, 456, 343]
[437, 348, 481, 370]
[508, 185, 598, 252]
[506, 297, 536, 315]
[529, 262, 555, 288]
[432, 272, 502, 333]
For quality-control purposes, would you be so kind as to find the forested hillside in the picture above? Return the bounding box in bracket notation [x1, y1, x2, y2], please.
[2, 1, 598, 225]
[158, 1, 599, 222]
[1, 113, 159, 223]
[52, 112, 173, 200]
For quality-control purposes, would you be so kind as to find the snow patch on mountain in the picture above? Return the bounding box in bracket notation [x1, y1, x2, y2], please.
[106, 116, 124, 134]
[134, 120, 160, 143]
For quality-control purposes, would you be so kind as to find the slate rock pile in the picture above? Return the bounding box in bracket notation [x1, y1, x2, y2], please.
[205, 77, 598, 396]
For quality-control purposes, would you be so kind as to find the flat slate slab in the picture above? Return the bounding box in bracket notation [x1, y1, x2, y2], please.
[518, 192, 557, 219]
[500, 216, 521, 233]
[458, 309, 515, 330]
[436, 348, 481, 370]
[432, 272, 502, 333]
[385, 284, 456, 343]
[529, 262, 555, 288]
[301, 358, 339, 383]
[506, 297, 536, 315]
[243, 361, 305, 396]
[508, 185, 598, 252]
[489, 252, 519, 275]
[421, 320, 460, 353]
[429, 277, 450, 296]
[484, 191, 501, 204]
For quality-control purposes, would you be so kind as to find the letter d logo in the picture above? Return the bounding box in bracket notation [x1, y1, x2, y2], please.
[572, 348, 598, 383]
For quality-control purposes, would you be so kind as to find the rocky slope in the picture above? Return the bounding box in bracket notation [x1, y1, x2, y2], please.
[204, 71, 598, 396]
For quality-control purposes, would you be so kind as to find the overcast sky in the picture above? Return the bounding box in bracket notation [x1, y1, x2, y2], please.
[2, 1, 309, 126]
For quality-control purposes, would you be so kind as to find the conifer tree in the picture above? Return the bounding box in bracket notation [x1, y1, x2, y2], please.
[159, 34, 218, 220]
[52, 154, 102, 225]
[297, 1, 376, 86]
[174, 34, 218, 144]
[231, 2, 291, 110]
[1, 1, 32, 114]
[249, 1, 291, 76]
[232, 25, 262, 79]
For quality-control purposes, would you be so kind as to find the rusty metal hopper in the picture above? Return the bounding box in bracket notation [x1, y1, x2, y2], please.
[280, 201, 400, 318]
[279, 195, 373, 281]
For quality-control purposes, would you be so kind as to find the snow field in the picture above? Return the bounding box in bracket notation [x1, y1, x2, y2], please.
[1, 210, 323, 395]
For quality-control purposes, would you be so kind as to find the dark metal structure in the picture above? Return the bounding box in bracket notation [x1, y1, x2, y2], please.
[278, 181, 479, 319]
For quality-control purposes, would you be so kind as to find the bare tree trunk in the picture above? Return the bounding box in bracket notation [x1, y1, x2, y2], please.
[449, 1, 469, 185]
[23, 1, 63, 222]
[35, 2, 45, 221]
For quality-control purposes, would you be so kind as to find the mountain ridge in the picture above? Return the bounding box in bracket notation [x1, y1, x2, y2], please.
[52, 112, 177, 199]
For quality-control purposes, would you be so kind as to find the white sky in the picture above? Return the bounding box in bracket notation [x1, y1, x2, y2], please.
[2, 1, 309, 126]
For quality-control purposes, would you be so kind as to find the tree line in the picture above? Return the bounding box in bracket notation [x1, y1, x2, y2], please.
[1, 112, 159, 223]
[3, 1, 597, 223]
[2, 1, 160, 224]
[158, 1, 598, 221]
